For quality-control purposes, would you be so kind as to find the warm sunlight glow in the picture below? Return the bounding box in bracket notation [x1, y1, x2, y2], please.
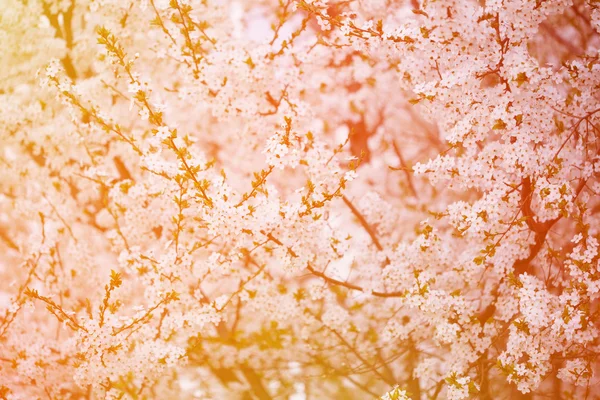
[1, 0, 600, 399]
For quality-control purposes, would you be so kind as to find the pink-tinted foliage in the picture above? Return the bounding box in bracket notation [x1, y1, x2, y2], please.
[1, 0, 600, 399]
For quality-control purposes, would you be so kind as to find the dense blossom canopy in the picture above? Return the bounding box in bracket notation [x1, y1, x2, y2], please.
[1, 0, 600, 399]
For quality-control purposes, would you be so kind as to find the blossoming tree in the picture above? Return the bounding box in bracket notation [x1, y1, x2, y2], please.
[1, 0, 600, 399]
